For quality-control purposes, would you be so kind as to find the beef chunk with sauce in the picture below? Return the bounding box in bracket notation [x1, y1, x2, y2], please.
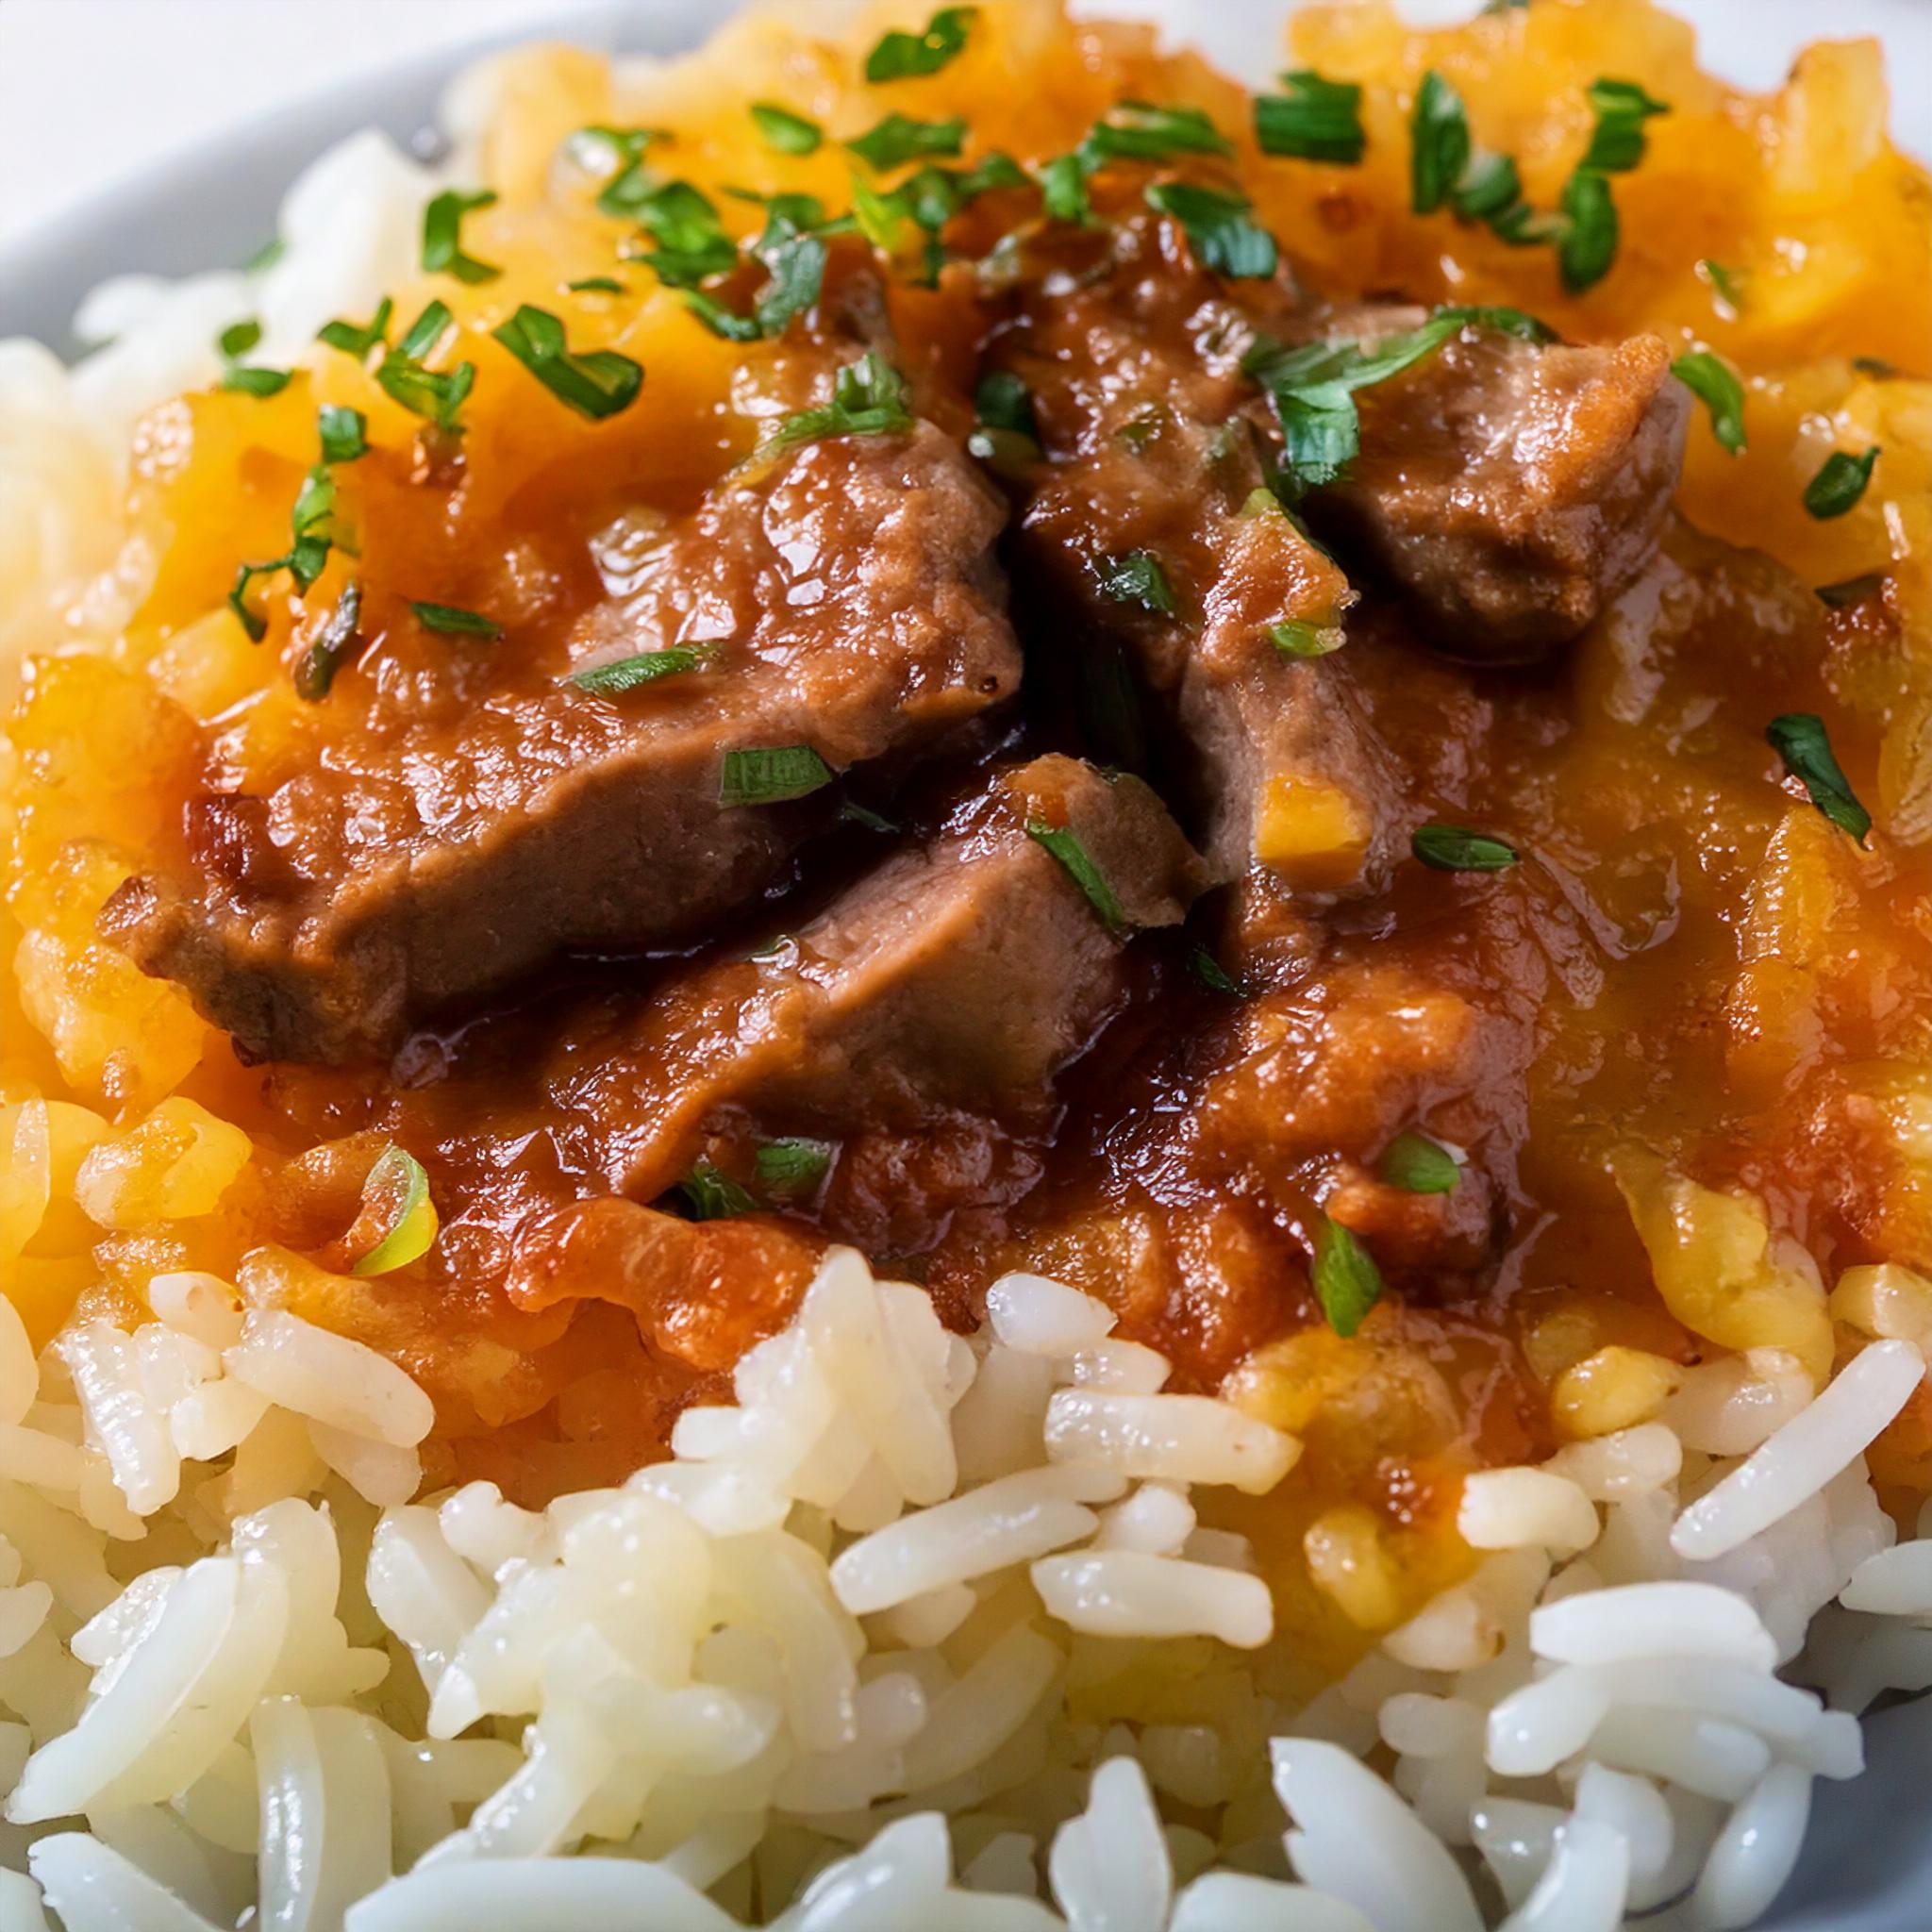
[509, 754, 1204, 1300]
[1299, 308, 1690, 662]
[989, 212, 1687, 957]
[546, 752, 1202, 1196]
[1022, 441, 1405, 935]
[992, 218, 1406, 952]
[102, 418, 1021, 1066]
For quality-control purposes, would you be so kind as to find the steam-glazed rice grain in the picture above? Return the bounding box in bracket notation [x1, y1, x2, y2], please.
[1672, 1341, 1928, 1559]
[1043, 1392, 1298, 1493]
[1273, 1739, 1484, 1932]
[223, 1312, 435, 1449]
[1458, 1470, 1601, 1554]
[1527, 1583, 1779, 1670]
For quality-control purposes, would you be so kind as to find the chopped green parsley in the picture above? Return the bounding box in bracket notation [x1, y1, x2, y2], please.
[1767, 713, 1872, 842]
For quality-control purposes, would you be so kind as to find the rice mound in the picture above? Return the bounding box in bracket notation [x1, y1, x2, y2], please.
[4, 2, 1932, 1928]
[2, 1236, 1929, 1932]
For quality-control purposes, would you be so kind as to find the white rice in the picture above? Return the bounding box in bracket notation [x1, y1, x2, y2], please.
[1670, 1341, 1925, 1560]
[1459, 1470, 1600, 1555]
[2, 46, 1930, 1932]
[0, 1223, 1918, 1928]
[1043, 1390, 1302, 1493]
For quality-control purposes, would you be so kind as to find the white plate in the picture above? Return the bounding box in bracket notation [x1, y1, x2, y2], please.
[0, 4, 1927, 1925]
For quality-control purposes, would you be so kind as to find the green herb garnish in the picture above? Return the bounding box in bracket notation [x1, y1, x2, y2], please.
[1409, 72, 1471, 214]
[1410, 69, 1660, 287]
[226, 462, 338, 641]
[282, 467, 336, 592]
[1080, 100, 1231, 167]
[680, 1160, 758, 1220]
[684, 194, 828, 341]
[958, 152, 1031, 197]
[1672, 350, 1745, 455]
[767, 350, 913, 449]
[1409, 73, 1536, 237]
[1803, 446, 1879, 520]
[620, 179, 739, 286]
[682, 295, 759, 343]
[1038, 153, 1091, 225]
[214, 312, 291, 394]
[491, 305, 642, 420]
[1035, 101, 1235, 235]
[968, 408, 1041, 476]
[1269, 619, 1344, 659]
[351, 1145, 438, 1275]
[1557, 77, 1667, 289]
[849, 152, 1024, 283]
[221, 365, 293, 398]
[422, 188, 501, 284]
[1025, 820, 1129, 935]
[400, 302, 450, 361]
[850, 170, 912, 254]
[1767, 713, 1871, 842]
[751, 230, 827, 334]
[1488, 200, 1567, 249]
[1451, 150, 1523, 224]
[1557, 167, 1617, 291]
[729, 188, 838, 235]
[295, 580, 362, 702]
[1379, 1131, 1461, 1193]
[1312, 1214, 1383, 1337]
[720, 745, 836, 807]
[569, 275, 626, 294]
[975, 369, 1039, 439]
[1097, 550, 1177, 617]
[865, 6, 977, 82]
[410, 601, 502, 639]
[577, 125, 668, 220]
[570, 644, 716, 692]
[1256, 71, 1364, 164]
[1581, 77, 1669, 173]
[847, 113, 966, 172]
[1412, 824, 1519, 872]
[218, 319, 262, 359]
[1190, 945, 1243, 995]
[1143, 181, 1277, 279]
[751, 102, 824, 155]
[317, 404, 369, 465]
[317, 297, 393, 361]
[1700, 259, 1744, 312]
[226, 564, 276, 642]
[1442, 303, 1555, 342]
[756, 1138, 835, 1193]
[375, 301, 475, 431]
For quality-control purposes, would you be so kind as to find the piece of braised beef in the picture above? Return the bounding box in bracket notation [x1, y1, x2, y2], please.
[511, 754, 1204, 1277]
[1303, 305, 1690, 662]
[103, 415, 1020, 1065]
